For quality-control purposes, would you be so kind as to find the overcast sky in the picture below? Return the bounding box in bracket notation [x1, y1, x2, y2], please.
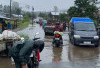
[0, 0, 100, 11]
[0, 0, 75, 11]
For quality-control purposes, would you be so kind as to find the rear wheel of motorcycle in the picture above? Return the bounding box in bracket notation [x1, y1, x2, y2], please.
[33, 57, 39, 68]
[27, 58, 34, 68]
[55, 42, 60, 47]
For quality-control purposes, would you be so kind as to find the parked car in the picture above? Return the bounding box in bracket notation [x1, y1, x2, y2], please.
[68, 17, 99, 47]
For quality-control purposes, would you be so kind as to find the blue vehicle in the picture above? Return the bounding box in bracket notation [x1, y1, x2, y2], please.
[68, 17, 99, 47]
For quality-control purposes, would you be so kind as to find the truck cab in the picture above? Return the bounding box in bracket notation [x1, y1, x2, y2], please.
[44, 19, 56, 35]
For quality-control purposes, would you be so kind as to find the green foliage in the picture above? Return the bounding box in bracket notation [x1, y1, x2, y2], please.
[67, 0, 98, 19]
[25, 12, 36, 19]
[67, 6, 80, 17]
[16, 8, 21, 15]
[11, 1, 22, 14]
[17, 14, 29, 28]
[17, 21, 29, 28]
[23, 14, 29, 22]
[59, 13, 67, 22]
[19, 34, 29, 39]
[38, 13, 47, 19]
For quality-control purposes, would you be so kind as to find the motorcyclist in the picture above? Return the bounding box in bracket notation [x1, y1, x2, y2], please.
[52, 21, 63, 45]
[9, 38, 44, 68]
[54, 22, 63, 32]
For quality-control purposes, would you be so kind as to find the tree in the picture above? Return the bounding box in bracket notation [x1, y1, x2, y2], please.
[25, 5, 30, 10]
[38, 13, 47, 19]
[16, 8, 21, 15]
[59, 13, 67, 22]
[3, 5, 10, 13]
[54, 6, 58, 12]
[12, 1, 22, 14]
[67, 0, 98, 19]
[0, 4, 3, 12]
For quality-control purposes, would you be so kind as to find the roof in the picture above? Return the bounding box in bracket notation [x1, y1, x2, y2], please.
[71, 17, 93, 23]
[0, 15, 10, 20]
[51, 11, 67, 16]
[51, 12, 60, 15]
[12, 14, 23, 18]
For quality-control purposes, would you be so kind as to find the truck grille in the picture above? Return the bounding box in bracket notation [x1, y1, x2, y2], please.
[81, 37, 93, 40]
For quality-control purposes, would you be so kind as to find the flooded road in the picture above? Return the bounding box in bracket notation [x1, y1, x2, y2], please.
[0, 24, 100, 68]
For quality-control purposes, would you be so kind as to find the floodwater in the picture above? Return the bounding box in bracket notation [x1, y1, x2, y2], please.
[0, 24, 100, 68]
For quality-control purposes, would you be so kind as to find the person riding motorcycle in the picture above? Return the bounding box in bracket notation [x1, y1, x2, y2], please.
[9, 38, 44, 68]
[52, 22, 63, 45]
[54, 22, 63, 32]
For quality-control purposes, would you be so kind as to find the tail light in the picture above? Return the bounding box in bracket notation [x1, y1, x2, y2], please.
[55, 34, 60, 37]
[36, 49, 40, 61]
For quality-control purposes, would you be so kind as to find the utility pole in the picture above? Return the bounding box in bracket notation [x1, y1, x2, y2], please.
[32, 7, 34, 26]
[10, 0, 12, 18]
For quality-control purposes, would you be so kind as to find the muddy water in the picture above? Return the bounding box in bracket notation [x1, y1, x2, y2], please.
[0, 24, 100, 68]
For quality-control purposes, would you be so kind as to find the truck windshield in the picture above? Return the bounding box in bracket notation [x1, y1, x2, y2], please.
[74, 23, 96, 31]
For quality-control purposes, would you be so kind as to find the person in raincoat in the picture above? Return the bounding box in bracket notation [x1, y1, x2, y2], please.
[7, 21, 12, 30]
[42, 20, 46, 29]
[9, 39, 33, 68]
[1, 20, 7, 32]
[9, 38, 44, 68]
[63, 22, 66, 31]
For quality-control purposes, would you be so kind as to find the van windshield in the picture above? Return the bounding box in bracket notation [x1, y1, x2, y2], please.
[74, 23, 96, 31]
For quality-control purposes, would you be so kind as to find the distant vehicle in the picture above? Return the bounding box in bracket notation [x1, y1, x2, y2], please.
[68, 17, 99, 47]
[41, 20, 47, 29]
[44, 19, 56, 35]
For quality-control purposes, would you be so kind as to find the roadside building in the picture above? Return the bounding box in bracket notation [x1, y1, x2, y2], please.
[12, 14, 23, 20]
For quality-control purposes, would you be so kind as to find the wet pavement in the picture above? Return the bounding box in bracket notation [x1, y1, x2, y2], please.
[0, 24, 100, 68]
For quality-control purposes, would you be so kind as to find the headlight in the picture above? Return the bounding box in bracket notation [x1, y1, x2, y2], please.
[94, 36, 99, 39]
[74, 35, 80, 38]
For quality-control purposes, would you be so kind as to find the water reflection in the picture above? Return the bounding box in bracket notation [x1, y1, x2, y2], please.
[0, 57, 15, 68]
[68, 45, 99, 61]
[52, 47, 62, 62]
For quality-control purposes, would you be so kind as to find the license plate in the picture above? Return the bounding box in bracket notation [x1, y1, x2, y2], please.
[55, 38, 60, 40]
[84, 41, 91, 44]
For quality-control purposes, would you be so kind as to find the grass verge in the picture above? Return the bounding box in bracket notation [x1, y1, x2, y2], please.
[19, 34, 29, 39]
[17, 21, 29, 28]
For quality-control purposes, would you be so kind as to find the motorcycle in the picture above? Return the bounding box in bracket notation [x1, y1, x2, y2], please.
[53, 31, 63, 47]
[28, 32, 44, 68]
[10, 33, 44, 68]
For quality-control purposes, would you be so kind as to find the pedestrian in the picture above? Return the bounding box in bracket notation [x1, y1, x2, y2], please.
[7, 21, 12, 30]
[39, 20, 42, 26]
[63, 22, 66, 31]
[42, 20, 46, 29]
[1, 20, 7, 32]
